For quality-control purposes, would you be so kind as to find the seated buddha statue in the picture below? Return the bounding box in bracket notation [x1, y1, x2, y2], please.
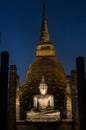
[26, 76, 60, 119]
[32, 76, 54, 113]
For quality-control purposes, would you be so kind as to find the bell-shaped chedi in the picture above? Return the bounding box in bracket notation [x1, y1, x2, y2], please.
[21, 3, 66, 116]
[23, 4, 66, 88]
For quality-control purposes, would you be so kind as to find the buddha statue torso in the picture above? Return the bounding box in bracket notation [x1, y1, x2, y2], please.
[33, 94, 54, 112]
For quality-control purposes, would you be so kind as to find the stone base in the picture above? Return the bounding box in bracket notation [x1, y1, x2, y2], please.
[26, 111, 60, 122]
[16, 119, 73, 130]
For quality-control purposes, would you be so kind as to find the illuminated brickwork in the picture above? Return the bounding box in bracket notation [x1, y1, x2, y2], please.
[36, 43, 55, 57]
[66, 76, 72, 119]
[21, 2, 66, 118]
[16, 76, 20, 120]
[18, 2, 74, 130]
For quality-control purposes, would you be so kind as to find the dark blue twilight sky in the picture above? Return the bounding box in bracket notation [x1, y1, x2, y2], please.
[0, 0, 86, 85]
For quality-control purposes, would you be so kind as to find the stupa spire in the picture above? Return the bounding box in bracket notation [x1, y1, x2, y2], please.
[40, 1, 50, 44]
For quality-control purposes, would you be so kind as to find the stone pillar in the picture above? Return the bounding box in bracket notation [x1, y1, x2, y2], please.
[8, 65, 17, 130]
[76, 57, 86, 130]
[66, 76, 72, 119]
[0, 51, 9, 130]
[71, 70, 80, 130]
[16, 75, 20, 120]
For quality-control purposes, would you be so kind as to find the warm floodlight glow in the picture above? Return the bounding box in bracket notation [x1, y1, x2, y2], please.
[26, 76, 61, 122]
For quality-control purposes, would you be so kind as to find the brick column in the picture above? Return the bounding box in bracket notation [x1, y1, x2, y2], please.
[8, 65, 17, 130]
[76, 57, 86, 130]
[71, 70, 80, 130]
[16, 75, 20, 120]
[66, 76, 72, 119]
[0, 51, 9, 130]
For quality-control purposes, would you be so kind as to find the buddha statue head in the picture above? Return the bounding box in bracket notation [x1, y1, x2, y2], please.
[39, 75, 48, 95]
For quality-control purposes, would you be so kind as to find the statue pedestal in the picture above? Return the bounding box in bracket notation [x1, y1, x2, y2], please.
[26, 111, 61, 122]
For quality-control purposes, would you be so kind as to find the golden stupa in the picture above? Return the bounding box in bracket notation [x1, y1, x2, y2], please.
[22, 4, 66, 112]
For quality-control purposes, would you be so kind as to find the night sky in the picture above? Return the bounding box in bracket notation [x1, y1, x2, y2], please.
[0, 0, 86, 85]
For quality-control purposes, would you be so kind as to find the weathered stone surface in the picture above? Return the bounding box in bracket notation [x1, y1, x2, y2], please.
[16, 120, 73, 130]
[8, 65, 17, 130]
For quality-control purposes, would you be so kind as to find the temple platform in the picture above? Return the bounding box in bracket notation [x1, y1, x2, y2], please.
[16, 119, 73, 130]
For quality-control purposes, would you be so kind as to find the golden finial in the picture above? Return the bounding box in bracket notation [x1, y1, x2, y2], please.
[40, 1, 50, 44]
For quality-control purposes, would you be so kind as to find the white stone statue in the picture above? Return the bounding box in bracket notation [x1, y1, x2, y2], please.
[26, 76, 60, 121]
